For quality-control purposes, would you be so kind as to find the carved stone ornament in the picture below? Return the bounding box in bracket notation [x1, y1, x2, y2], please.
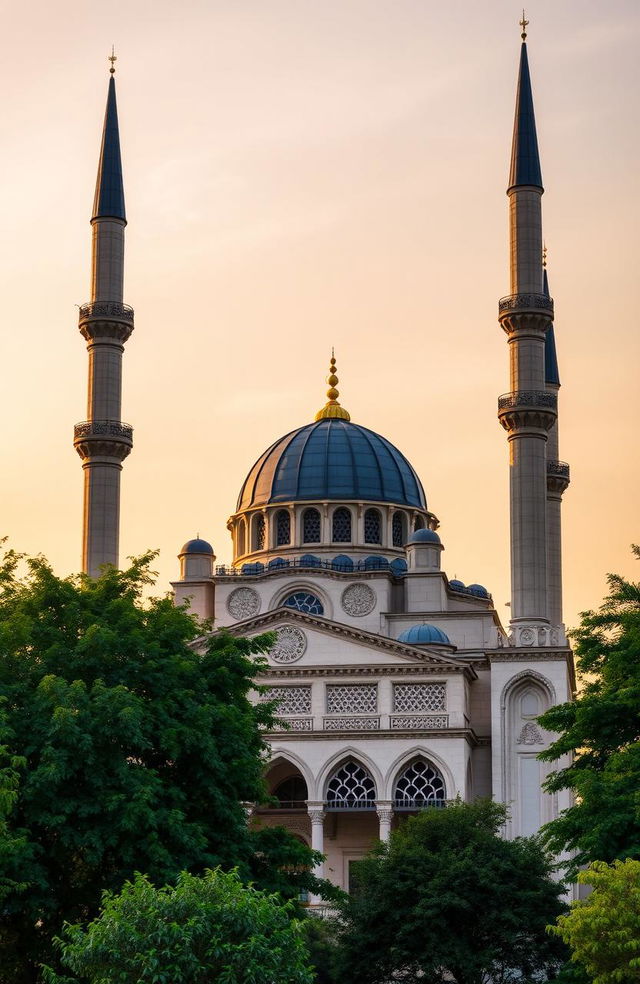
[270, 625, 307, 664]
[516, 722, 543, 745]
[227, 586, 261, 620]
[341, 583, 376, 617]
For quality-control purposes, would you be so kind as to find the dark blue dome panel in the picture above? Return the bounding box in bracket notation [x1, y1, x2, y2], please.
[237, 419, 426, 511]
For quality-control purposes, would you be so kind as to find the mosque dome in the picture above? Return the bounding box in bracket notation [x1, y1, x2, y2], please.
[180, 537, 214, 555]
[397, 624, 451, 646]
[408, 528, 441, 545]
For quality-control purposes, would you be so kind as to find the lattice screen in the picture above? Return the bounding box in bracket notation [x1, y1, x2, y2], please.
[326, 684, 377, 714]
[264, 686, 312, 715]
[393, 683, 446, 713]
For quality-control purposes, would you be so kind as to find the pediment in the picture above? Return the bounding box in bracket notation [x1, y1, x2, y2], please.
[196, 607, 468, 673]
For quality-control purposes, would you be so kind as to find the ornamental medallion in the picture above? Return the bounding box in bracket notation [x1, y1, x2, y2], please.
[270, 625, 307, 664]
[227, 586, 261, 620]
[341, 583, 376, 617]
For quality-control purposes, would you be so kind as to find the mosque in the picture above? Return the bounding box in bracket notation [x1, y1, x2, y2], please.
[74, 25, 574, 899]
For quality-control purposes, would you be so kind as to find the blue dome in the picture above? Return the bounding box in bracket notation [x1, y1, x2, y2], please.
[408, 528, 441, 545]
[180, 537, 214, 555]
[449, 579, 466, 591]
[237, 418, 426, 511]
[397, 624, 451, 646]
[467, 583, 490, 598]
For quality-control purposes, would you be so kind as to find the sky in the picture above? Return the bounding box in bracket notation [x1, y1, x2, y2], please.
[2, 0, 639, 634]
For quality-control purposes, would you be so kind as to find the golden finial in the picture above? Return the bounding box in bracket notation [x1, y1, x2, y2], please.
[519, 9, 529, 41]
[314, 351, 351, 422]
[109, 45, 117, 75]
[543, 242, 547, 268]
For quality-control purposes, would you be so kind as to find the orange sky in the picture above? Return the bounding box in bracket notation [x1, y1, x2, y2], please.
[2, 0, 639, 633]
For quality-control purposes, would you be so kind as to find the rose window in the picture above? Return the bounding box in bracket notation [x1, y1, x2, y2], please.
[393, 760, 445, 809]
[282, 591, 324, 616]
[326, 761, 376, 809]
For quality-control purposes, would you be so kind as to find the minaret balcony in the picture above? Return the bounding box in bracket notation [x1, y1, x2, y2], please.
[498, 293, 553, 317]
[79, 302, 134, 345]
[73, 419, 133, 462]
[497, 390, 557, 434]
[547, 459, 570, 494]
[79, 301, 134, 324]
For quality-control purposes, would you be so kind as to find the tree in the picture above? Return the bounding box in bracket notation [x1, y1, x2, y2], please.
[0, 549, 329, 982]
[335, 800, 567, 984]
[549, 859, 640, 984]
[42, 867, 314, 984]
[539, 545, 640, 873]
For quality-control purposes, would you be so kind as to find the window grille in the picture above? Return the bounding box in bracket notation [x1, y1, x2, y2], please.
[332, 507, 352, 543]
[276, 510, 290, 546]
[302, 508, 321, 543]
[364, 509, 381, 544]
[264, 686, 312, 715]
[394, 760, 446, 808]
[254, 514, 265, 550]
[393, 683, 446, 713]
[392, 512, 405, 547]
[326, 685, 377, 714]
[283, 591, 324, 615]
[326, 761, 376, 809]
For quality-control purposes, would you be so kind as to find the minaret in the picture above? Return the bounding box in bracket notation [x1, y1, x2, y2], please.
[497, 17, 557, 646]
[74, 51, 134, 577]
[543, 261, 570, 629]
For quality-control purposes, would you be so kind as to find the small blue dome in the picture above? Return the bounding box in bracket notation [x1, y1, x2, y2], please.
[238, 418, 426, 510]
[449, 579, 466, 591]
[241, 562, 264, 575]
[300, 554, 321, 568]
[268, 557, 289, 570]
[408, 528, 441, 545]
[180, 537, 214, 555]
[332, 555, 354, 572]
[397, 623, 451, 646]
[364, 556, 390, 570]
[390, 558, 408, 575]
[467, 583, 490, 598]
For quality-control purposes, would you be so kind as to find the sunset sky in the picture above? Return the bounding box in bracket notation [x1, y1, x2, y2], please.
[3, 0, 639, 633]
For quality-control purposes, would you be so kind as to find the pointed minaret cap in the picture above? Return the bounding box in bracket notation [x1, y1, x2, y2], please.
[543, 264, 560, 386]
[315, 350, 351, 421]
[508, 16, 543, 194]
[92, 51, 126, 223]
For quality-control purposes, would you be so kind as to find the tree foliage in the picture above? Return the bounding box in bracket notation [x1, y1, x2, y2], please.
[550, 859, 640, 984]
[42, 867, 314, 984]
[539, 545, 640, 872]
[0, 549, 328, 982]
[335, 799, 567, 984]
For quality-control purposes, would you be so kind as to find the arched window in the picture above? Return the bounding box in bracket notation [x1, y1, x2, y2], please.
[414, 516, 425, 531]
[392, 511, 406, 547]
[253, 514, 265, 551]
[282, 591, 324, 616]
[393, 759, 445, 809]
[237, 519, 246, 556]
[332, 507, 352, 543]
[326, 761, 376, 809]
[302, 508, 321, 543]
[273, 776, 308, 808]
[275, 509, 290, 546]
[364, 508, 382, 545]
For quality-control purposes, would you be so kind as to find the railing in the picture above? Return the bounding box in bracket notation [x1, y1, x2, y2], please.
[79, 301, 134, 323]
[325, 800, 377, 811]
[393, 798, 448, 811]
[74, 420, 134, 441]
[323, 716, 380, 731]
[498, 293, 553, 316]
[390, 714, 449, 729]
[497, 390, 557, 411]
[267, 800, 308, 810]
[215, 557, 407, 577]
[547, 460, 570, 478]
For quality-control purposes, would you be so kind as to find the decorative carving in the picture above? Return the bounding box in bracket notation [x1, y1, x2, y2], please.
[79, 301, 135, 323]
[393, 683, 446, 713]
[390, 715, 448, 730]
[324, 716, 380, 731]
[497, 391, 557, 435]
[227, 586, 261, 620]
[516, 722, 543, 745]
[263, 686, 311, 715]
[341, 583, 376, 617]
[308, 810, 326, 825]
[519, 628, 536, 646]
[269, 625, 307, 664]
[498, 293, 554, 316]
[326, 684, 377, 714]
[271, 717, 313, 732]
[376, 808, 394, 824]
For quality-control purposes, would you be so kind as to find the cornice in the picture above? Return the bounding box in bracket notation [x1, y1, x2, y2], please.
[259, 664, 463, 679]
[267, 727, 482, 747]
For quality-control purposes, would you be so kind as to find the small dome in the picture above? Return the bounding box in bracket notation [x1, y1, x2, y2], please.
[390, 558, 408, 575]
[300, 554, 321, 568]
[449, 579, 466, 591]
[180, 537, 214, 556]
[397, 623, 451, 646]
[467, 583, 490, 598]
[408, 528, 441, 545]
[332, 555, 354, 572]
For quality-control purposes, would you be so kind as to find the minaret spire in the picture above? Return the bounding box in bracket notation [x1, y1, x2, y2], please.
[315, 350, 351, 421]
[74, 56, 134, 577]
[497, 22, 560, 647]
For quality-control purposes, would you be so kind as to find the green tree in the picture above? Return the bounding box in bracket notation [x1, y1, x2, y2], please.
[336, 800, 567, 984]
[42, 867, 314, 984]
[0, 549, 329, 982]
[539, 545, 640, 872]
[550, 859, 640, 984]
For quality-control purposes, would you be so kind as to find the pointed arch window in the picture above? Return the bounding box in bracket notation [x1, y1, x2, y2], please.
[275, 509, 290, 546]
[237, 518, 246, 556]
[332, 507, 352, 543]
[273, 776, 308, 809]
[392, 511, 406, 548]
[393, 759, 445, 809]
[302, 508, 321, 543]
[253, 514, 265, 551]
[326, 761, 376, 810]
[364, 508, 382, 545]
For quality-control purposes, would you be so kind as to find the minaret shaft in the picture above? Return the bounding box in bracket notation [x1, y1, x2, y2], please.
[509, 191, 544, 295]
[91, 219, 125, 302]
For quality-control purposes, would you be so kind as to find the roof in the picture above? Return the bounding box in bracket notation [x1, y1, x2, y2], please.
[397, 624, 451, 646]
[237, 418, 427, 511]
[543, 268, 560, 386]
[92, 76, 126, 222]
[508, 43, 543, 193]
[180, 537, 214, 555]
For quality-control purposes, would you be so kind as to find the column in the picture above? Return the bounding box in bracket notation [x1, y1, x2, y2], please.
[307, 804, 326, 904]
[376, 801, 394, 842]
